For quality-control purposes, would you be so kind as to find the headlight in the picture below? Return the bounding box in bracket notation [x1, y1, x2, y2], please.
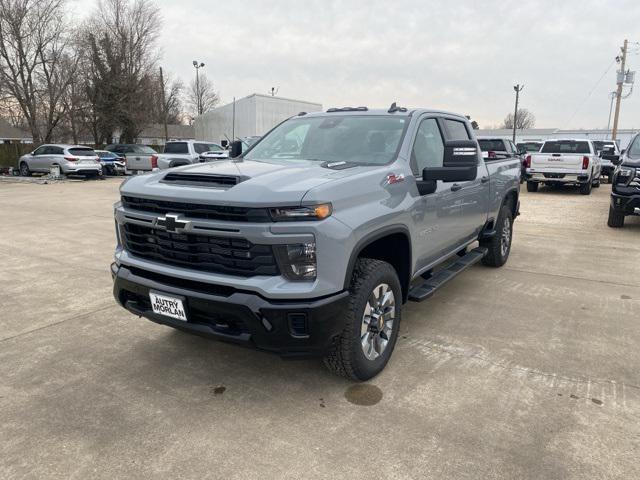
[274, 242, 317, 281]
[615, 166, 635, 186]
[269, 203, 332, 221]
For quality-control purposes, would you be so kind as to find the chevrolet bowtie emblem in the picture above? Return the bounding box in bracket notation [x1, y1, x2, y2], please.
[155, 214, 189, 233]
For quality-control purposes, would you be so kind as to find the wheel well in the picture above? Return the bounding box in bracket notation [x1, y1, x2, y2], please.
[355, 232, 411, 302]
[504, 190, 518, 217]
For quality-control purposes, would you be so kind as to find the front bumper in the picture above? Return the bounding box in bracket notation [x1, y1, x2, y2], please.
[111, 263, 350, 357]
[610, 191, 640, 215]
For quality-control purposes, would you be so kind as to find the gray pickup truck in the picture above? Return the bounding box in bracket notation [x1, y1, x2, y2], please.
[111, 105, 520, 380]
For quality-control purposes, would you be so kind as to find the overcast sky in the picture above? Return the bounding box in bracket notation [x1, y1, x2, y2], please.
[82, 0, 640, 129]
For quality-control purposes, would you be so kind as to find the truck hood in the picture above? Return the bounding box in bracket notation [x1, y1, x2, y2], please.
[120, 159, 365, 206]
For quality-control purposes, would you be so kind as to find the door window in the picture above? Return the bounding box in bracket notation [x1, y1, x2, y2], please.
[49, 146, 64, 155]
[411, 118, 445, 175]
[443, 119, 471, 140]
[33, 146, 47, 155]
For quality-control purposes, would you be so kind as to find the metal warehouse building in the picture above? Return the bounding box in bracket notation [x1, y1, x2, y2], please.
[194, 93, 322, 144]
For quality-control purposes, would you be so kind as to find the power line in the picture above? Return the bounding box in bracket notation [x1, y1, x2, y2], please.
[563, 57, 617, 128]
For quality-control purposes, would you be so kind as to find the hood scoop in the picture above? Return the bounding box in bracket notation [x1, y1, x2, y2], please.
[161, 172, 246, 188]
[321, 161, 357, 170]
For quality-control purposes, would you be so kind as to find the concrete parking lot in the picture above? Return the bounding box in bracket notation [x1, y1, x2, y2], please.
[1, 178, 639, 479]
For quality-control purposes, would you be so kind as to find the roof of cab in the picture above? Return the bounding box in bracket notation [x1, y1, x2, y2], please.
[299, 107, 469, 120]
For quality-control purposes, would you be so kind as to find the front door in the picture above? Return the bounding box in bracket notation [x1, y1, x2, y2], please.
[409, 116, 469, 271]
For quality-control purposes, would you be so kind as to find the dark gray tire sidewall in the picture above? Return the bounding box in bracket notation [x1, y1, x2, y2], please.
[349, 263, 402, 380]
[20, 162, 29, 176]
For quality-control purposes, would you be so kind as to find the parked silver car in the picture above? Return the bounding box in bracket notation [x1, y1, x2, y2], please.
[19, 144, 102, 177]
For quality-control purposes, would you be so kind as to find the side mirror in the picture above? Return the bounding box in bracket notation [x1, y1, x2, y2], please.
[620, 149, 626, 156]
[611, 156, 622, 166]
[422, 140, 478, 183]
[229, 140, 243, 158]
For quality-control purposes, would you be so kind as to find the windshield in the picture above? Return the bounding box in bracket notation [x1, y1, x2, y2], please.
[541, 141, 591, 154]
[244, 116, 407, 165]
[97, 151, 116, 159]
[164, 142, 188, 154]
[517, 142, 542, 152]
[478, 139, 506, 152]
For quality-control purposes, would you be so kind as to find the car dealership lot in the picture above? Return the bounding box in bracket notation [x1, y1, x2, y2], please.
[1, 179, 639, 479]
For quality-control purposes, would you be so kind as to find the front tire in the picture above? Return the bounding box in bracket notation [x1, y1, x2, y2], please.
[323, 258, 401, 381]
[526, 181, 538, 192]
[481, 204, 513, 268]
[607, 205, 625, 228]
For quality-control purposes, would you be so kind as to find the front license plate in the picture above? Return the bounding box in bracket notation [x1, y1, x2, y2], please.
[149, 292, 187, 321]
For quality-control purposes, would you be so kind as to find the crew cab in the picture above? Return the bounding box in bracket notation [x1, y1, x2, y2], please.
[525, 139, 601, 194]
[608, 133, 640, 228]
[154, 140, 228, 169]
[111, 106, 520, 380]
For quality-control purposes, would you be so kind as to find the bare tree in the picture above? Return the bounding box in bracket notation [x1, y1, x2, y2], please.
[187, 73, 219, 120]
[0, 0, 79, 143]
[152, 70, 183, 125]
[82, 0, 161, 143]
[502, 109, 535, 130]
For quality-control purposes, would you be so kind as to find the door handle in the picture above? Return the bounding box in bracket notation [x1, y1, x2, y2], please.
[481, 176, 489, 183]
[451, 183, 462, 192]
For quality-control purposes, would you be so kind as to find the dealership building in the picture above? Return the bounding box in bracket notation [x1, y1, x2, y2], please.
[194, 93, 322, 144]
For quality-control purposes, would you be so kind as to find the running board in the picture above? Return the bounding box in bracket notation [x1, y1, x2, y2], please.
[408, 247, 488, 302]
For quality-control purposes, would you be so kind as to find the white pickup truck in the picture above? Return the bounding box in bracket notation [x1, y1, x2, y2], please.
[154, 140, 228, 170]
[525, 139, 601, 195]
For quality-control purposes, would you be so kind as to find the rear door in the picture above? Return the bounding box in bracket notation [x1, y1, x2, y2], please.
[441, 117, 489, 241]
[48, 146, 65, 168]
[532, 140, 590, 170]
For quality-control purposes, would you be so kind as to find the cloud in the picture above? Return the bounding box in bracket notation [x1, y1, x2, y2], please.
[83, 0, 640, 129]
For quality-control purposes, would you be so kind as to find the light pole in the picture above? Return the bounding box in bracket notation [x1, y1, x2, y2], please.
[512, 84, 524, 143]
[192, 60, 205, 116]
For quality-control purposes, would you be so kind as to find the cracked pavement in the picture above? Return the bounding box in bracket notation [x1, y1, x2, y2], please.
[1, 178, 640, 479]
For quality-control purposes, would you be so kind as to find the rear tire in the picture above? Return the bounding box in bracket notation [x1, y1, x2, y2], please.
[481, 204, 513, 268]
[526, 181, 538, 192]
[323, 258, 401, 381]
[19, 162, 31, 177]
[579, 181, 592, 195]
[607, 205, 625, 228]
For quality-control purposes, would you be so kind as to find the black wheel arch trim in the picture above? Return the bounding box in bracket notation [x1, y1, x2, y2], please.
[342, 224, 412, 297]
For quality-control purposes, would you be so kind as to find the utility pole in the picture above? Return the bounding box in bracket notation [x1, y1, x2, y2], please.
[159, 67, 168, 142]
[611, 39, 628, 141]
[512, 84, 524, 143]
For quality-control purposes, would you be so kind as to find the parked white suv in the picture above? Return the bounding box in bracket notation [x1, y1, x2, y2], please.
[19, 145, 102, 177]
[525, 139, 601, 195]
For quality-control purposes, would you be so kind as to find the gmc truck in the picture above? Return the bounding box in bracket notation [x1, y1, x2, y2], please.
[608, 132, 640, 228]
[111, 106, 520, 380]
[525, 139, 601, 194]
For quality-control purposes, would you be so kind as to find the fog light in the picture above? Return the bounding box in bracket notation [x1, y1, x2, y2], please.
[274, 242, 317, 280]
